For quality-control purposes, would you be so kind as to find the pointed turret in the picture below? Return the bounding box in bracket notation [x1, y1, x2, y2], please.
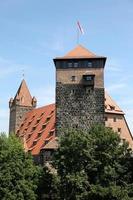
[13, 79, 33, 106]
[9, 79, 37, 134]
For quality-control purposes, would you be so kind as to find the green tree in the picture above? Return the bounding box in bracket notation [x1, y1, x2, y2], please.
[37, 165, 60, 200]
[0, 133, 41, 200]
[52, 126, 133, 200]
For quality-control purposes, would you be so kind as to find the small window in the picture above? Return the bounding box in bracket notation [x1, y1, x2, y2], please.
[28, 121, 32, 126]
[71, 89, 76, 94]
[46, 117, 50, 123]
[49, 131, 54, 137]
[105, 117, 108, 121]
[86, 87, 92, 93]
[38, 132, 42, 138]
[86, 76, 93, 81]
[36, 119, 40, 124]
[88, 62, 92, 67]
[50, 110, 54, 115]
[32, 115, 35, 119]
[110, 105, 115, 110]
[71, 76, 76, 82]
[32, 126, 36, 131]
[44, 140, 49, 145]
[42, 124, 46, 130]
[28, 134, 31, 139]
[74, 62, 78, 68]
[21, 123, 24, 127]
[33, 141, 37, 146]
[113, 117, 116, 122]
[118, 128, 121, 133]
[40, 112, 44, 117]
[68, 62, 72, 68]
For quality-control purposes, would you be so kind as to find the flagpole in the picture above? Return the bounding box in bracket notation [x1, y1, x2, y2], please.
[77, 26, 79, 44]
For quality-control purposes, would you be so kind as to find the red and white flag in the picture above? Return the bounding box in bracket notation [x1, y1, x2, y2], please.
[77, 21, 84, 34]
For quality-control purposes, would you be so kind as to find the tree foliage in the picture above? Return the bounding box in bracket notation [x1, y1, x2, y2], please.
[0, 133, 41, 200]
[49, 126, 133, 200]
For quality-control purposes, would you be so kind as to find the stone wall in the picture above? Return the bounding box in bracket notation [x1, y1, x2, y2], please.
[9, 105, 33, 134]
[56, 82, 105, 135]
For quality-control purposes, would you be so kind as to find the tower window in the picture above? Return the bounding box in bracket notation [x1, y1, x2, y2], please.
[88, 62, 92, 67]
[71, 76, 76, 82]
[118, 128, 121, 133]
[74, 62, 78, 67]
[113, 117, 116, 122]
[105, 117, 108, 121]
[71, 89, 76, 94]
[83, 75, 95, 86]
[68, 62, 72, 68]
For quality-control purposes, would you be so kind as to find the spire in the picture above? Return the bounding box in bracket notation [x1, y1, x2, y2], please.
[14, 79, 33, 107]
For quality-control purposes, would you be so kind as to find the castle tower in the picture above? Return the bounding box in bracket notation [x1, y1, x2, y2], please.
[9, 79, 37, 134]
[54, 45, 106, 134]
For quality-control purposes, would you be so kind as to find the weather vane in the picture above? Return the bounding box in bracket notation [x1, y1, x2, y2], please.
[22, 69, 25, 79]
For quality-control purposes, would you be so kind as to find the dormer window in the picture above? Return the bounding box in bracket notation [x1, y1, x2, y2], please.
[110, 105, 115, 110]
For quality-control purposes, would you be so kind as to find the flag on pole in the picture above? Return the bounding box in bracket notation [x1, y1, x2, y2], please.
[77, 21, 84, 34]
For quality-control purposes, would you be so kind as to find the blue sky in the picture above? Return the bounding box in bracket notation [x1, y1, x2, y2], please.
[0, 0, 133, 133]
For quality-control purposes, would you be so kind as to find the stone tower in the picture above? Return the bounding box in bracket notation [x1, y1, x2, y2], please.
[9, 79, 37, 134]
[54, 45, 106, 134]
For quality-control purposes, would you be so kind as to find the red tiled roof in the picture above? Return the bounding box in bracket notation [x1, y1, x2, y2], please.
[17, 103, 55, 155]
[13, 79, 33, 106]
[55, 45, 106, 59]
[105, 92, 124, 115]
[17, 92, 125, 155]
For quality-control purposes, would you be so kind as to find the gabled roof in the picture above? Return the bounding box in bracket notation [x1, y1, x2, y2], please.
[14, 79, 33, 106]
[105, 92, 124, 115]
[55, 45, 106, 59]
[17, 91, 128, 155]
[42, 137, 58, 150]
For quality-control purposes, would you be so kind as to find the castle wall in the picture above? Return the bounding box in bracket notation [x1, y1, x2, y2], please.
[56, 82, 105, 134]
